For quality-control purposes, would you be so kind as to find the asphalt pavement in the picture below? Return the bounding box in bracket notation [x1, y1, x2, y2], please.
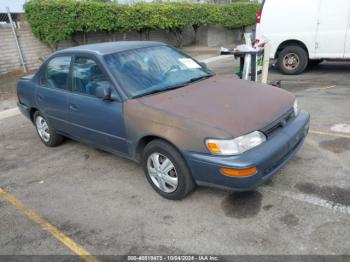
[0, 52, 349, 259]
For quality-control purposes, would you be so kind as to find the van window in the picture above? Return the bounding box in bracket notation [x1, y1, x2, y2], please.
[44, 56, 72, 90]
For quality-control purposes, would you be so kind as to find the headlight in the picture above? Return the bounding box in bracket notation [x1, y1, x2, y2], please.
[206, 131, 266, 156]
[293, 99, 301, 117]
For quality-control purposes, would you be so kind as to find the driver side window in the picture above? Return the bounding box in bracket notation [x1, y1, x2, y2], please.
[72, 57, 110, 97]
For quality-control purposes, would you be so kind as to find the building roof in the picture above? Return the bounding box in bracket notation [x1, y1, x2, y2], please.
[57, 41, 166, 56]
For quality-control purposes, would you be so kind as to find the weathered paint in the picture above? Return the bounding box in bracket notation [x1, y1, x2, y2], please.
[125, 75, 295, 157]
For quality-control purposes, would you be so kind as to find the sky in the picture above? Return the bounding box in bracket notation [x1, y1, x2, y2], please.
[0, 0, 27, 13]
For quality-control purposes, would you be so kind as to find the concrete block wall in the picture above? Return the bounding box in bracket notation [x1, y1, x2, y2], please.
[0, 26, 26, 75]
[58, 25, 248, 50]
[16, 24, 52, 71]
[58, 26, 196, 50]
[0, 23, 52, 75]
[196, 25, 255, 47]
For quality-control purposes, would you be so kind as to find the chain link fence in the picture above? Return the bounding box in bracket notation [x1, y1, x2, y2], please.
[0, 12, 19, 28]
[0, 8, 27, 73]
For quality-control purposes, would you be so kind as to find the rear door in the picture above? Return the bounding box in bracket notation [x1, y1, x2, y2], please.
[35, 55, 72, 132]
[67, 55, 128, 155]
[315, 0, 350, 58]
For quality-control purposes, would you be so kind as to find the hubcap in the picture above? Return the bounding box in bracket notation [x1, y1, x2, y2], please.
[283, 53, 300, 70]
[35, 116, 50, 142]
[147, 153, 178, 193]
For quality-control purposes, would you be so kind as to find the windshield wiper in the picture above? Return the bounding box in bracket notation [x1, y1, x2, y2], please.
[132, 88, 173, 99]
[162, 73, 214, 92]
[188, 73, 214, 83]
[132, 82, 189, 98]
[132, 74, 214, 99]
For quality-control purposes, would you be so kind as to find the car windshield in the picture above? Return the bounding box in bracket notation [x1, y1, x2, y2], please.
[104, 45, 213, 98]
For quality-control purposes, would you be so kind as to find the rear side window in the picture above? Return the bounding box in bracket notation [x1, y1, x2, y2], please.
[43, 56, 71, 90]
[72, 57, 110, 96]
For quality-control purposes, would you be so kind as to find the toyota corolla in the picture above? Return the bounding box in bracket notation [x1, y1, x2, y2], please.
[17, 41, 310, 199]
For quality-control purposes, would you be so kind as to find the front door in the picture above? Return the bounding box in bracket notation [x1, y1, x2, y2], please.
[67, 55, 128, 155]
[315, 0, 350, 58]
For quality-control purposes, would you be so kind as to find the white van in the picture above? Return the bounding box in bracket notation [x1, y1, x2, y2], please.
[255, 0, 350, 75]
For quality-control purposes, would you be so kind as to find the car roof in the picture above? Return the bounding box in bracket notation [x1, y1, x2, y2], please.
[56, 41, 166, 56]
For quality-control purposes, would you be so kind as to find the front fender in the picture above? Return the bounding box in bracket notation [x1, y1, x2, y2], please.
[124, 99, 231, 160]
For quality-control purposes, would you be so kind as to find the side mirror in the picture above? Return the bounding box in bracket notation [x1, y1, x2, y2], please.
[95, 82, 112, 100]
[199, 62, 208, 69]
[199, 61, 214, 75]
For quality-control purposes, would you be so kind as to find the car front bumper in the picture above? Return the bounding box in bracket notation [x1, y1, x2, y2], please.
[184, 111, 310, 191]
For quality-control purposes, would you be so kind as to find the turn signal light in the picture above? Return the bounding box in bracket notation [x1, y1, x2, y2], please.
[219, 167, 257, 177]
[207, 142, 221, 154]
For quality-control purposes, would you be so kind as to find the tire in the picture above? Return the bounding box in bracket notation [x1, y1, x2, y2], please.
[142, 139, 195, 200]
[33, 111, 64, 147]
[308, 59, 324, 67]
[276, 45, 308, 75]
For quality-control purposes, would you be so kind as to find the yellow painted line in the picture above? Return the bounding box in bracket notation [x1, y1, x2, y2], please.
[310, 130, 350, 139]
[0, 188, 99, 262]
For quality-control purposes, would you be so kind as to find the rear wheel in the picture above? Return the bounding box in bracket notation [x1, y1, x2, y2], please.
[277, 45, 308, 75]
[34, 111, 64, 147]
[142, 140, 195, 200]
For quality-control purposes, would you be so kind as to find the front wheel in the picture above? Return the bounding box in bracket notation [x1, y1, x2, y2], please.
[142, 140, 195, 200]
[276, 46, 308, 75]
[34, 111, 64, 147]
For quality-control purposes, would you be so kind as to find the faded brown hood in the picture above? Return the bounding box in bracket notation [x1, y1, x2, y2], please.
[136, 75, 295, 137]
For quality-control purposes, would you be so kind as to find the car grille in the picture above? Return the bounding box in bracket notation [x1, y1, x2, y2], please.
[261, 108, 295, 137]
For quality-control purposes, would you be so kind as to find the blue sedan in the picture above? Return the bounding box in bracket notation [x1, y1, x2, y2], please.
[17, 41, 310, 199]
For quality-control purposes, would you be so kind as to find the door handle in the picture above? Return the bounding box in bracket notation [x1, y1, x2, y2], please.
[37, 95, 43, 101]
[69, 104, 78, 111]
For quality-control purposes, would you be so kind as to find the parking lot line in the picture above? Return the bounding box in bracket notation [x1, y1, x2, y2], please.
[0, 108, 20, 120]
[201, 55, 234, 64]
[261, 188, 350, 216]
[0, 188, 99, 262]
[310, 129, 350, 139]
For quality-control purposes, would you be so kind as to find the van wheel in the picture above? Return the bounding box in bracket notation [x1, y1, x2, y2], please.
[142, 139, 195, 200]
[277, 46, 308, 75]
[34, 111, 64, 147]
